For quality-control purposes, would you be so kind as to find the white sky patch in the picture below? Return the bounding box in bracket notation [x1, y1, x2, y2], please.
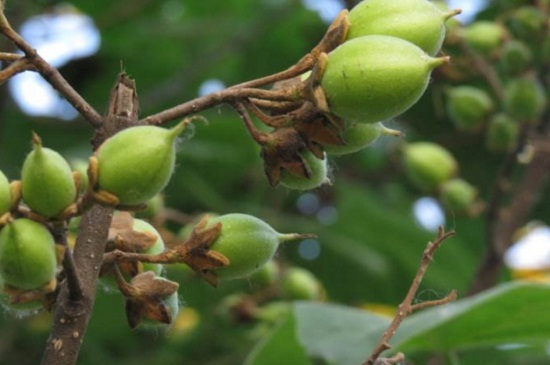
[198, 79, 226, 97]
[446, 0, 489, 24]
[302, 0, 345, 24]
[504, 226, 550, 270]
[413, 197, 446, 232]
[8, 6, 100, 121]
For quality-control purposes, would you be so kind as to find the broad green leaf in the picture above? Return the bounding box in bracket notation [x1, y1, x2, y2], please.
[394, 282, 550, 352]
[244, 313, 312, 365]
[293, 301, 392, 365]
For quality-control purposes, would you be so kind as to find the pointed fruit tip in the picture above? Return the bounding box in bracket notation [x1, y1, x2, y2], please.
[445, 8, 462, 20]
[278, 232, 317, 243]
[31, 131, 43, 150]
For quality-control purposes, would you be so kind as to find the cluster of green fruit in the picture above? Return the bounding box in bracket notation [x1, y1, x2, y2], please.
[402, 142, 481, 216]
[250, 0, 459, 191]
[445, 3, 549, 152]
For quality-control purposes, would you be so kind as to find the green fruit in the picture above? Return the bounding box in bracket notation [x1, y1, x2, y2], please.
[21, 136, 76, 218]
[486, 113, 519, 152]
[499, 40, 533, 76]
[403, 142, 458, 192]
[280, 151, 328, 190]
[208, 214, 304, 280]
[446, 86, 494, 130]
[135, 194, 165, 219]
[249, 259, 278, 288]
[280, 268, 321, 301]
[0, 171, 11, 216]
[324, 122, 382, 155]
[507, 6, 546, 40]
[0, 277, 43, 315]
[346, 0, 457, 55]
[0, 219, 57, 290]
[70, 158, 89, 193]
[439, 178, 478, 214]
[321, 35, 447, 124]
[178, 213, 220, 241]
[132, 218, 165, 275]
[504, 77, 547, 121]
[96, 121, 188, 205]
[463, 21, 506, 54]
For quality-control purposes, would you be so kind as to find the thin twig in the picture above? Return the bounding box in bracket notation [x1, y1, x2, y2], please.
[364, 227, 456, 365]
[140, 87, 302, 126]
[0, 6, 103, 127]
[0, 56, 35, 84]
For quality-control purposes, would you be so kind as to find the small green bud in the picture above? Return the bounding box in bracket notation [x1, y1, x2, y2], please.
[446, 86, 494, 130]
[486, 113, 519, 153]
[208, 214, 307, 281]
[21, 134, 76, 218]
[280, 151, 328, 190]
[463, 21, 506, 54]
[0, 218, 57, 291]
[504, 76, 546, 121]
[321, 35, 448, 124]
[96, 121, 188, 205]
[403, 142, 458, 192]
[280, 267, 322, 301]
[0, 171, 11, 216]
[70, 158, 89, 193]
[499, 40, 533, 76]
[249, 259, 279, 289]
[346, 0, 459, 55]
[439, 178, 478, 215]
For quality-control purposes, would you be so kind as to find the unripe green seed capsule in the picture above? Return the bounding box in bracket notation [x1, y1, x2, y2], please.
[346, 0, 457, 55]
[97, 122, 187, 205]
[21, 136, 76, 218]
[499, 40, 533, 76]
[281, 268, 321, 301]
[486, 113, 519, 153]
[249, 259, 278, 289]
[504, 77, 547, 121]
[321, 35, 448, 124]
[324, 122, 382, 156]
[141, 276, 179, 328]
[403, 142, 458, 192]
[280, 151, 328, 190]
[132, 218, 165, 275]
[446, 86, 494, 130]
[439, 178, 478, 214]
[463, 21, 506, 54]
[208, 214, 305, 280]
[0, 171, 11, 216]
[0, 219, 57, 290]
[507, 6, 546, 40]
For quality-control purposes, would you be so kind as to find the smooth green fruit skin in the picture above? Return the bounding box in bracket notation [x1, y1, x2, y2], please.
[486, 113, 519, 152]
[324, 123, 382, 155]
[97, 125, 181, 205]
[22, 145, 76, 218]
[446, 86, 494, 130]
[0, 219, 57, 290]
[208, 214, 283, 280]
[463, 21, 505, 54]
[0, 171, 11, 216]
[347, 0, 448, 55]
[440, 178, 477, 213]
[132, 219, 165, 275]
[281, 268, 320, 301]
[321, 35, 445, 124]
[404, 142, 458, 192]
[280, 151, 328, 190]
[504, 77, 547, 121]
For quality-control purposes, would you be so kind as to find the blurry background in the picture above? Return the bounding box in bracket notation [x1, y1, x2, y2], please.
[0, 1, 549, 364]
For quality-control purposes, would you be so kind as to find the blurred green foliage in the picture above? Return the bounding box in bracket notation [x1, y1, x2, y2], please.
[1, 1, 549, 365]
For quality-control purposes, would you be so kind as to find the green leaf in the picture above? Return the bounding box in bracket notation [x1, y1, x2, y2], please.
[293, 301, 391, 365]
[394, 281, 550, 352]
[244, 313, 312, 365]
